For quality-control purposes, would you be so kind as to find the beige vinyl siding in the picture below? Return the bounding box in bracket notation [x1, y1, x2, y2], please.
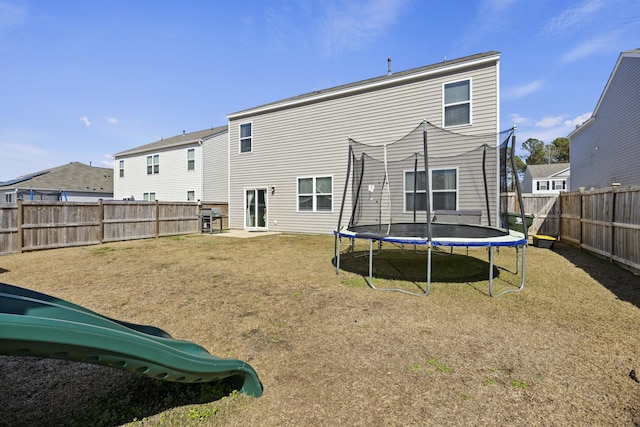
[229, 56, 499, 234]
[202, 131, 229, 202]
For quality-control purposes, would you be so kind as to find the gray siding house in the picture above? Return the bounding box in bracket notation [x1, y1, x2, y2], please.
[0, 162, 113, 203]
[227, 51, 501, 234]
[568, 49, 640, 190]
[113, 126, 228, 202]
[523, 163, 570, 194]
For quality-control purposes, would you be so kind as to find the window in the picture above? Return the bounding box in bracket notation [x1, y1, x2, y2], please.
[431, 169, 457, 210]
[537, 181, 549, 191]
[404, 170, 427, 211]
[147, 155, 159, 174]
[187, 149, 195, 171]
[240, 123, 252, 153]
[5, 194, 13, 203]
[444, 79, 471, 127]
[119, 160, 125, 178]
[404, 169, 457, 211]
[143, 192, 156, 201]
[298, 176, 332, 212]
[553, 180, 566, 190]
[187, 190, 195, 201]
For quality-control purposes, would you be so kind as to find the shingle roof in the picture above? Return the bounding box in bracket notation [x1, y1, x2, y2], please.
[0, 162, 113, 193]
[114, 125, 228, 157]
[526, 163, 570, 179]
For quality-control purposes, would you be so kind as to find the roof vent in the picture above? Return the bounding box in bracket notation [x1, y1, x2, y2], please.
[183, 130, 186, 135]
[387, 58, 392, 76]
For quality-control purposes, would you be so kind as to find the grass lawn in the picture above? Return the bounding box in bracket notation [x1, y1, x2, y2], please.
[1, 233, 639, 426]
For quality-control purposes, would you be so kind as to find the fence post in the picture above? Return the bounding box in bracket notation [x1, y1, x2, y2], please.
[17, 199, 23, 253]
[98, 199, 104, 244]
[155, 200, 160, 238]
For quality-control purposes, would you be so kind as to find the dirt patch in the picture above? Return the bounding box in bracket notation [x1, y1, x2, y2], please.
[1, 235, 639, 426]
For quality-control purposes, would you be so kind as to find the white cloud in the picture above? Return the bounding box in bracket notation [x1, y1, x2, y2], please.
[535, 116, 564, 128]
[100, 154, 113, 168]
[321, 0, 411, 54]
[107, 117, 118, 124]
[563, 112, 592, 128]
[543, 0, 605, 35]
[560, 32, 620, 64]
[504, 80, 544, 99]
[80, 116, 91, 127]
[508, 113, 532, 126]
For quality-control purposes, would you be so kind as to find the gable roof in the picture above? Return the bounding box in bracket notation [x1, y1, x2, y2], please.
[526, 163, 570, 179]
[0, 162, 113, 193]
[114, 125, 228, 157]
[569, 49, 640, 138]
[228, 51, 500, 120]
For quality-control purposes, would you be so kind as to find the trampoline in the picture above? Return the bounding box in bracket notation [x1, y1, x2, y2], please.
[333, 121, 529, 297]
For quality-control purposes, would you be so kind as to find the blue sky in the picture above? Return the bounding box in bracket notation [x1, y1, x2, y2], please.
[1, 0, 639, 181]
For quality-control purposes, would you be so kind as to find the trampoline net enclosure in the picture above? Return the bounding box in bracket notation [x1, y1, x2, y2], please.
[337, 121, 521, 239]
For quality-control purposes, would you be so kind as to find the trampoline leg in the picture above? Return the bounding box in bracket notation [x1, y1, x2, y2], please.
[369, 239, 374, 288]
[335, 235, 341, 274]
[426, 243, 432, 295]
[488, 247, 495, 296]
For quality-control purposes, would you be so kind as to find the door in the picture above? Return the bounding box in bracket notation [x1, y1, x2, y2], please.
[245, 188, 267, 230]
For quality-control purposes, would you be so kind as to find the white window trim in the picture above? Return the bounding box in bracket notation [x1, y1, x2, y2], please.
[239, 122, 253, 154]
[147, 154, 159, 175]
[143, 192, 156, 202]
[187, 148, 195, 171]
[429, 167, 459, 211]
[119, 160, 125, 178]
[403, 169, 427, 213]
[296, 175, 333, 213]
[442, 78, 472, 128]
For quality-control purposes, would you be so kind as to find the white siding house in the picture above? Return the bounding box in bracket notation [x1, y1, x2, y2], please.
[522, 163, 570, 194]
[113, 126, 228, 202]
[568, 49, 640, 190]
[227, 51, 501, 234]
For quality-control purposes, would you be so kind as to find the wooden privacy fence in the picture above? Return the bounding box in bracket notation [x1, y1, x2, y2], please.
[0, 200, 228, 255]
[559, 185, 640, 274]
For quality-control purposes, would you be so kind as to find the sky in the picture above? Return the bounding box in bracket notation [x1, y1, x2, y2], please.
[1, 0, 639, 181]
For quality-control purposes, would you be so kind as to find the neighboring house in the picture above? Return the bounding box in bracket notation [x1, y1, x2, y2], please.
[113, 126, 228, 202]
[568, 49, 640, 191]
[227, 51, 501, 234]
[0, 162, 113, 204]
[522, 163, 570, 194]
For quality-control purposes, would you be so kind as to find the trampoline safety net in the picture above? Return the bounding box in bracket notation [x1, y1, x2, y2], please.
[336, 121, 521, 238]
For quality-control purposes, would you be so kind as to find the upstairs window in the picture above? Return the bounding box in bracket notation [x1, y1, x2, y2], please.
[187, 149, 195, 171]
[444, 79, 471, 127]
[240, 123, 252, 153]
[119, 160, 125, 178]
[298, 176, 332, 212]
[147, 155, 159, 175]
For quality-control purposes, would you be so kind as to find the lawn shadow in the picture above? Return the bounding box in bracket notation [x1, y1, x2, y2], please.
[336, 247, 506, 295]
[0, 356, 236, 427]
[0, 267, 8, 274]
[553, 241, 640, 308]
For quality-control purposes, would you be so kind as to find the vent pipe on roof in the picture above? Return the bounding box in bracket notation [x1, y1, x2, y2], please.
[183, 130, 186, 135]
[387, 58, 392, 76]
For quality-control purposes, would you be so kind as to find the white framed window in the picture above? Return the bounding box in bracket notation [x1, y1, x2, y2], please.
[431, 168, 458, 210]
[553, 179, 566, 190]
[187, 190, 195, 201]
[143, 192, 156, 201]
[187, 149, 195, 171]
[240, 122, 252, 153]
[146, 155, 159, 175]
[297, 176, 332, 212]
[537, 181, 549, 191]
[443, 79, 471, 127]
[5, 194, 13, 203]
[404, 170, 427, 212]
[119, 160, 125, 178]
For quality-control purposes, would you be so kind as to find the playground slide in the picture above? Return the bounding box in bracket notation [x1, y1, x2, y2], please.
[0, 282, 262, 397]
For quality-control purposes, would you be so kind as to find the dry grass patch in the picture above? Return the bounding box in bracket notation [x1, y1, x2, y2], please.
[1, 233, 639, 426]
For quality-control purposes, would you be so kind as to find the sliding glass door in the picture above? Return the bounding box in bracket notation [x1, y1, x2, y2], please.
[245, 188, 267, 230]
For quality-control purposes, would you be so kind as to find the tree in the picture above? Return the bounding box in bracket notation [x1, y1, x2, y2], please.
[520, 138, 547, 165]
[551, 137, 570, 163]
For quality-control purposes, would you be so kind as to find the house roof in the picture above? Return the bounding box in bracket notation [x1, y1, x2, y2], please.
[228, 51, 500, 120]
[114, 125, 228, 157]
[569, 48, 640, 138]
[0, 162, 113, 193]
[526, 163, 570, 179]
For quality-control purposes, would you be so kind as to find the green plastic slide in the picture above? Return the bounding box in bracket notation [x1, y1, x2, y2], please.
[0, 282, 262, 397]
